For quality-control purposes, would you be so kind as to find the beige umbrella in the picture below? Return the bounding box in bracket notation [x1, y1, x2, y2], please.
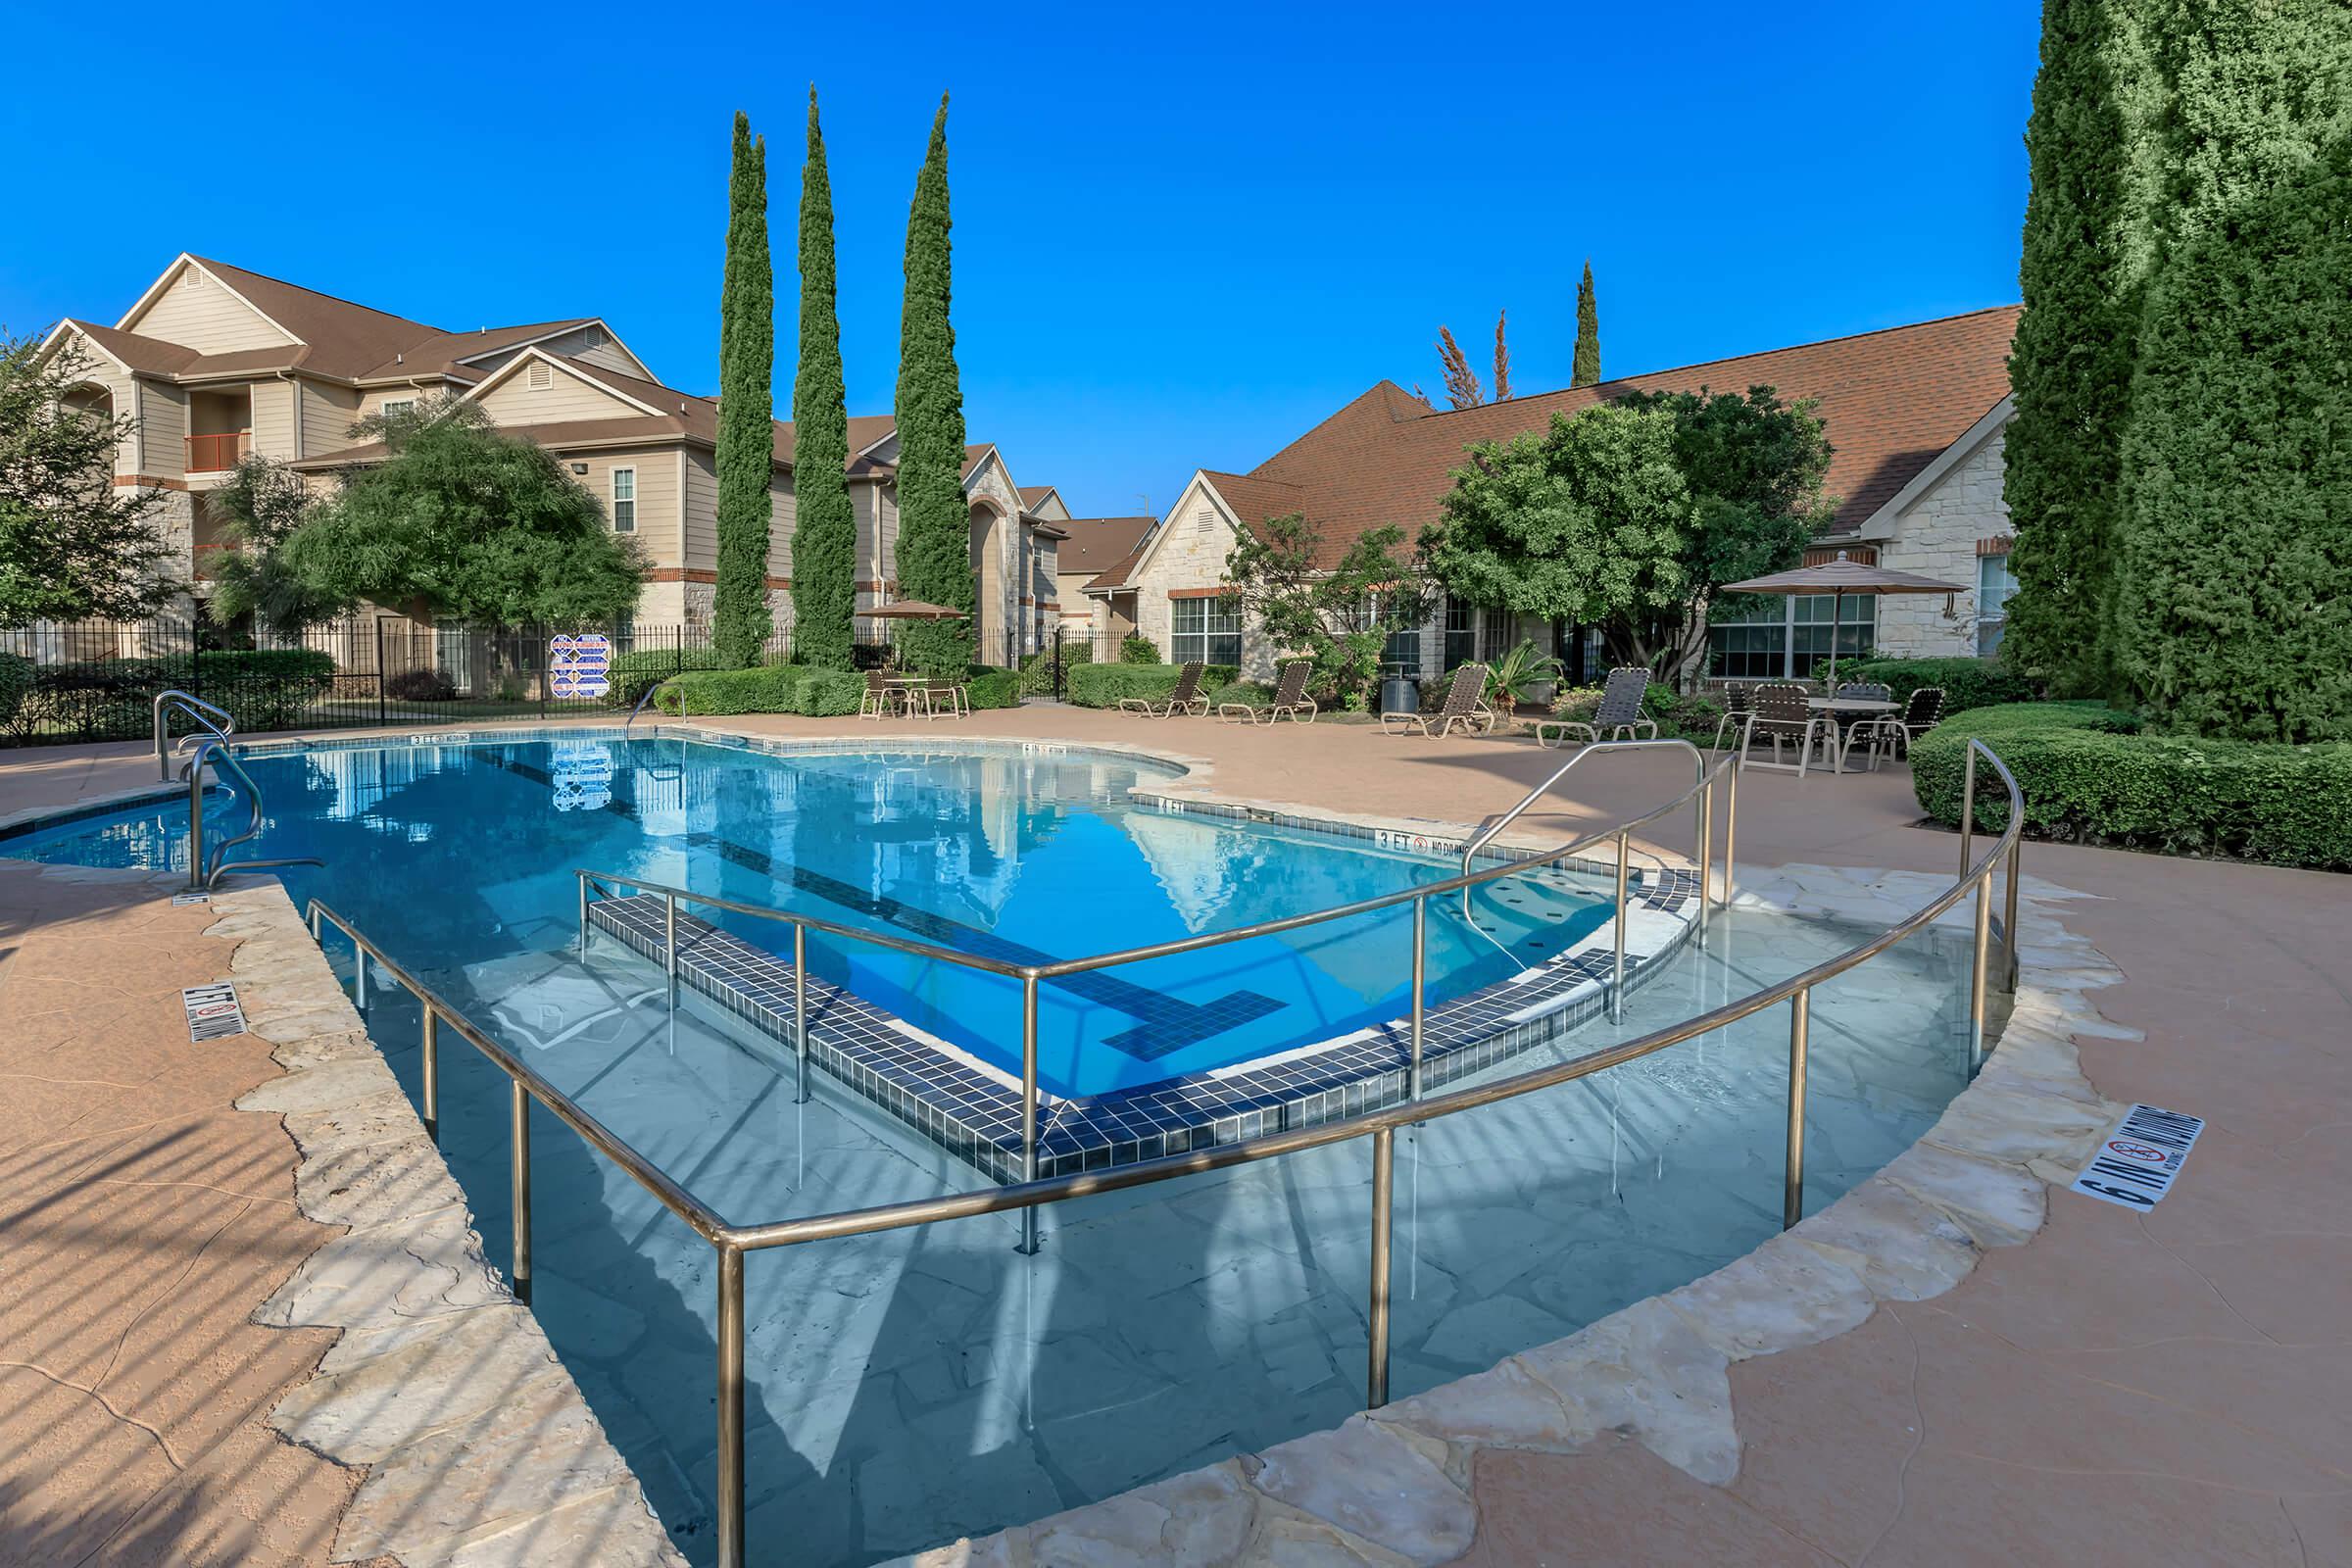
[1719, 554, 1966, 688]
[857, 600, 968, 621]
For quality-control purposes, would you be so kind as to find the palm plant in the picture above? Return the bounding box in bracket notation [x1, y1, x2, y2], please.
[1486, 639, 1564, 710]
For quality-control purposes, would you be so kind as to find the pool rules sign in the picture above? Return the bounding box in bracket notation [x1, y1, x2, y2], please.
[2071, 1103, 2204, 1209]
[549, 634, 612, 700]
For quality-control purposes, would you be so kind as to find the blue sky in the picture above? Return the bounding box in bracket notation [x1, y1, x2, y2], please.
[1, 1, 2038, 519]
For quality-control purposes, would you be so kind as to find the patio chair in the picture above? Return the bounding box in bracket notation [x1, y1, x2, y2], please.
[1534, 666, 1659, 750]
[1834, 681, 1892, 702]
[1221, 660, 1318, 725]
[1858, 686, 1944, 768]
[1382, 662, 1494, 737]
[1709, 683, 1753, 756]
[917, 679, 968, 720]
[1738, 681, 1837, 778]
[1119, 661, 1208, 717]
[858, 669, 900, 721]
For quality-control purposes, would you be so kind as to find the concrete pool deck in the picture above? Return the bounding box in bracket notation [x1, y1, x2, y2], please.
[3, 712, 2348, 1565]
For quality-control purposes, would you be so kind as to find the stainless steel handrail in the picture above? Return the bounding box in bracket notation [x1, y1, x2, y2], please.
[307, 740, 2024, 1568]
[625, 677, 682, 730]
[155, 689, 234, 782]
[180, 736, 323, 891]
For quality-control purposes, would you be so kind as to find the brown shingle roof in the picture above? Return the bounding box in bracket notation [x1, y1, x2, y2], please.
[1056, 516, 1153, 574]
[62, 320, 201, 375]
[1086, 538, 1148, 593]
[1232, 306, 2020, 564]
[357, 319, 597, 381]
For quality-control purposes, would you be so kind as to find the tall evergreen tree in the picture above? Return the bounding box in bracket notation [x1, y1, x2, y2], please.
[1571, 260, 1601, 388]
[713, 113, 775, 668]
[789, 88, 856, 670]
[891, 94, 973, 673]
[1999, 0, 2167, 696]
[2113, 6, 2352, 740]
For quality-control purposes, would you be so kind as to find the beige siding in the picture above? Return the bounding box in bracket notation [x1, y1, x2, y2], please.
[562, 446, 682, 571]
[535, 324, 646, 376]
[249, 380, 297, 461]
[123, 264, 295, 355]
[53, 331, 141, 473]
[133, 380, 186, 478]
[357, 381, 459, 422]
[476, 360, 651, 424]
[303, 381, 363, 454]
[682, 449, 719, 571]
[765, 478, 796, 584]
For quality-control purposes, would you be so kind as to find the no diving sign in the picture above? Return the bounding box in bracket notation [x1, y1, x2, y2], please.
[182, 982, 249, 1043]
[2071, 1103, 2204, 1209]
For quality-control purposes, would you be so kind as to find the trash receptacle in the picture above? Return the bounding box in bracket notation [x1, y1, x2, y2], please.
[1380, 675, 1419, 717]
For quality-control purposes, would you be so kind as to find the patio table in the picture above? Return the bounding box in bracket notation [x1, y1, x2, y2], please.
[1807, 697, 1898, 773]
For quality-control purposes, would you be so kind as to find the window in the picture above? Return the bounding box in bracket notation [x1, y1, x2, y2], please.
[1790, 592, 1876, 677]
[1443, 600, 1476, 669]
[1706, 593, 1876, 679]
[611, 467, 637, 533]
[1977, 550, 2018, 657]
[1170, 594, 1241, 667]
[381, 398, 415, 419]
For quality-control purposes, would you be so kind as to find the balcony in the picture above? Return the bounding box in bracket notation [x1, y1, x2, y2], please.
[186, 431, 251, 473]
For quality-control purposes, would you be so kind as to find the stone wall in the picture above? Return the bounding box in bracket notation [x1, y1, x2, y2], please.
[1877, 427, 2012, 659]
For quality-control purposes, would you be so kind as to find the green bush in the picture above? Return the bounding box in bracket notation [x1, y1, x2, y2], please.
[12, 651, 337, 741]
[0, 652, 33, 736]
[384, 668, 458, 702]
[607, 645, 725, 707]
[1215, 680, 1272, 713]
[654, 664, 863, 718]
[1118, 633, 1159, 664]
[1912, 703, 2352, 869]
[1066, 662, 1239, 709]
[965, 669, 1022, 710]
[1834, 657, 2036, 715]
[1016, 642, 1088, 696]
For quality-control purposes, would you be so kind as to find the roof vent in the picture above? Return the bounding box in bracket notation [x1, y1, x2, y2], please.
[394, 352, 404, 366]
[528, 362, 553, 391]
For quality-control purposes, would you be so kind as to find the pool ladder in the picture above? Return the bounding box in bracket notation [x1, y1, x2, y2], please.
[155, 690, 323, 892]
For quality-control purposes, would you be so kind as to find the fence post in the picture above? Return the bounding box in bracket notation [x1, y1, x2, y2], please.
[374, 619, 387, 729]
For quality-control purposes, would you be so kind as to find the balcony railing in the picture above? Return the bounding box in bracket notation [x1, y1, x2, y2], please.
[186, 431, 250, 472]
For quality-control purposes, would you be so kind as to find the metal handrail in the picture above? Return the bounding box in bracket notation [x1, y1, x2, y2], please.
[307, 740, 2024, 1568]
[180, 736, 322, 891]
[155, 689, 234, 782]
[625, 677, 682, 730]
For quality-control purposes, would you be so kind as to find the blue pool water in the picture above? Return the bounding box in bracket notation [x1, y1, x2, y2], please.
[4, 733, 1612, 1096]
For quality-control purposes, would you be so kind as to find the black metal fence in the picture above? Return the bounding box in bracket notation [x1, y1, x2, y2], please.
[0, 618, 731, 746]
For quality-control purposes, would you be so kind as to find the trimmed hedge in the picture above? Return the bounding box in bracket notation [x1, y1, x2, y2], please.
[1066, 663, 1239, 709]
[7, 650, 338, 741]
[965, 669, 1022, 710]
[1833, 657, 2035, 715]
[607, 645, 725, 707]
[1913, 703, 2352, 870]
[653, 665, 864, 717]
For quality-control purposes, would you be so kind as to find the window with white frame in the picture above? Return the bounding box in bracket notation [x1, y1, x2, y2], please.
[1707, 593, 1876, 679]
[1977, 550, 2018, 657]
[1443, 600, 1477, 668]
[382, 398, 415, 419]
[611, 467, 637, 533]
[1170, 594, 1241, 667]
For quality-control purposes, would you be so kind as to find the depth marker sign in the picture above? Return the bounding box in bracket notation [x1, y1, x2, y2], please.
[2070, 1102, 2204, 1209]
[182, 983, 249, 1043]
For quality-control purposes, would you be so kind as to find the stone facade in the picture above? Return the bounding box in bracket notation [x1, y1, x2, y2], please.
[1873, 424, 2013, 659]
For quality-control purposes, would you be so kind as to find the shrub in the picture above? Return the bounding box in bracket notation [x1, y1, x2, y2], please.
[607, 644, 725, 707]
[1118, 633, 1159, 664]
[1065, 662, 1238, 709]
[1215, 680, 1272, 713]
[964, 669, 1022, 710]
[653, 664, 863, 718]
[1016, 642, 1087, 696]
[10, 650, 336, 741]
[1833, 657, 2035, 715]
[0, 652, 33, 736]
[1912, 703, 2352, 869]
[385, 668, 458, 702]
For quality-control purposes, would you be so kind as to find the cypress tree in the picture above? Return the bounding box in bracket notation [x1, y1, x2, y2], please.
[789, 87, 856, 670]
[890, 94, 973, 674]
[1570, 260, 1601, 388]
[1999, 0, 2167, 697]
[713, 113, 775, 668]
[2113, 7, 2352, 740]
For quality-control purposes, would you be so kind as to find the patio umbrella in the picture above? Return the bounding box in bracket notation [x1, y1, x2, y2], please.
[856, 600, 968, 620]
[1718, 554, 1966, 689]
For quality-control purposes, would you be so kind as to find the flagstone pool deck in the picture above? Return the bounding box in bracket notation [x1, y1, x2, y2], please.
[3, 710, 2348, 1565]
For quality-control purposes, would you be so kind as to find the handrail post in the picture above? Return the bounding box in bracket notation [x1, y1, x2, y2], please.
[715, 1242, 747, 1568]
[664, 892, 679, 1008]
[1969, 870, 1992, 1076]
[1366, 1126, 1395, 1409]
[577, 873, 590, 957]
[793, 924, 810, 1104]
[1611, 831, 1630, 1024]
[1784, 986, 1810, 1229]
[354, 946, 368, 1014]
[184, 751, 206, 894]
[1695, 777, 1714, 944]
[1407, 896, 1427, 1101]
[1016, 974, 1041, 1256]
[1722, 753, 1739, 908]
[2004, 837, 2024, 993]
[420, 1007, 440, 1143]
[511, 1079, 532, 1304]
[1959, 744, 1978, 878]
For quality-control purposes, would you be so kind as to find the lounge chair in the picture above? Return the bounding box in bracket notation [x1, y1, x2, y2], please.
[1382, 662, 1494, 737]
[1119, 661, 1208, 717]
[1738, 681, 1837, 777]
[1857, 686, 1944, 768]
[1535, 666, 1659, 749]
[1220, 660, 1318, 725]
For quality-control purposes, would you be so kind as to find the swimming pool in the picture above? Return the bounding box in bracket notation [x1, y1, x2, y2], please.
[4, 730, 1625, 1101]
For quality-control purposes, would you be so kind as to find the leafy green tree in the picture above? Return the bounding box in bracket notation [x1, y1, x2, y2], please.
[1617, 384, 1835, 681]
[2000, 0, 2169, 696]
[1221, 511, 1426, 710]
[0, 334, 173, 625]
[789, 88, 857, 670]
[2114, 14, 2352, 741]
[278, 401, 645, 623]
[713, 113, 775, 667]
[1571, 260, 1601, 388]
[202, 452, 349, 630]
[892, 95, 974, 675]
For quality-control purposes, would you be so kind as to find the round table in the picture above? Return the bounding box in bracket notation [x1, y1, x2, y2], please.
[1807, 697, 1898, 772]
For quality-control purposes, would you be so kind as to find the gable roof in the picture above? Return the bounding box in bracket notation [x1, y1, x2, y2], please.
[1055, 516, 1154, 575]
[1227, 306, 2020, 565]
